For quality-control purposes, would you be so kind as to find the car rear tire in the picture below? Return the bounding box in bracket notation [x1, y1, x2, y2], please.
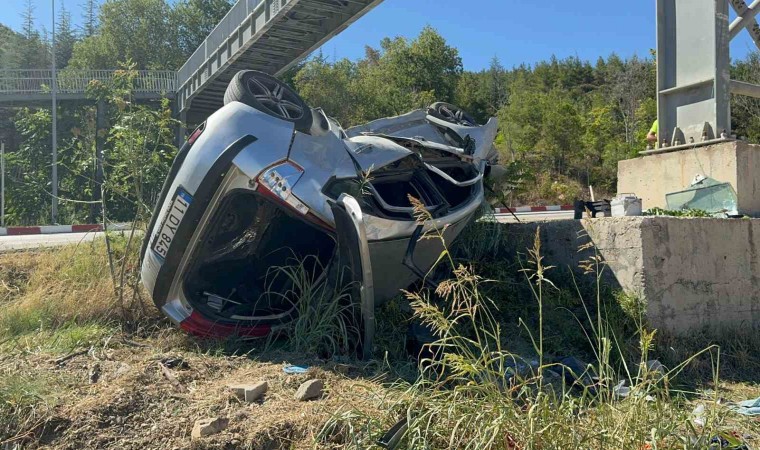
[428, 102, 478, 127]
[224, 70, 313, 132]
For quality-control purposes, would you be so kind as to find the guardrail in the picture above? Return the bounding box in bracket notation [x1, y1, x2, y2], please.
[0, 70, 178, 96]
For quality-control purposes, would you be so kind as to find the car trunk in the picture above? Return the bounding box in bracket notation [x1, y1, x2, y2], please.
[183, 191, 336, 324]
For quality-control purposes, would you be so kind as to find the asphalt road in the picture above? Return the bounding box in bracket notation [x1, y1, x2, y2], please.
[495, 210, 576, 223]
[0, 231, 140, 252]
[0, 212, 573, 252]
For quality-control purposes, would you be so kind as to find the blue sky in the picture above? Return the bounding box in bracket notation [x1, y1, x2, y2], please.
[1, 0, 757, 70]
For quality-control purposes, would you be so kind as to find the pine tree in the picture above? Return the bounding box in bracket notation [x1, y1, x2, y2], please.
[14, 0, 49, 69]
[80, 0, 98, 37]
[56, 1, 77, 68]
[21, 0, 37, 39]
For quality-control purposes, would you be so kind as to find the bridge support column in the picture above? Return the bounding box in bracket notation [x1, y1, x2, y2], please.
[91, 99, 107, 223]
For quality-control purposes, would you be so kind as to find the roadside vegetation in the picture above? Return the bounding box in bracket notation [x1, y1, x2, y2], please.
[1, 216, 759, 448]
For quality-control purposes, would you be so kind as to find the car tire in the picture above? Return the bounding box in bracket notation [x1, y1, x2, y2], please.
[427, 102, 478, 127]
[224, 70, 313, 132]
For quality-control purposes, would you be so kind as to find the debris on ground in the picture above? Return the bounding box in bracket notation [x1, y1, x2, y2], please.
[613, 379, 631, 399]
[191, 417, 229, 440]
[646, 359, 666, 374]
[228, 381, 268, 402]
[283, 364, 309, 375]
[558, 356, 595, 390]
[295, 379, 324, 401]
[89, 363, 101, 384]
[708, 431, 751, 449]
[732, 397, 760, 416]
[160, 356, 189, 370]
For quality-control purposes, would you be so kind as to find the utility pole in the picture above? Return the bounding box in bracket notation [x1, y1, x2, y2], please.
[1, 142, 5, 228]
[51, 0, 58, 223]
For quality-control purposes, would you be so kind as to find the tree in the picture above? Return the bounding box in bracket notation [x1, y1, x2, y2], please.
[11, 0, 50, 69]
[21, 0, 36, 39]
[732, 51, 760, 143]
[606, 55, 655, 145]
[486, 57, 508, 114]
[68, 0, 179, 69]
[56, 2, 78, 68]
[80, 0, 99, 37]
[293, 53, 355, 125]
[171, 0, 232, 59]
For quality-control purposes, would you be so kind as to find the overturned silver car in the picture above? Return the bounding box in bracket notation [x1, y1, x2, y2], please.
[140, 70, 498, 352]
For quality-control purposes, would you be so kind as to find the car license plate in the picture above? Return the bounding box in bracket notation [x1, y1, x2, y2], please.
[152, 187, 193, 260]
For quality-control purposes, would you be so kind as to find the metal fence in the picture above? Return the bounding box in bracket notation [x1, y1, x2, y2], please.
[177, 0, 266, 83]
[0, 70, 178, 96]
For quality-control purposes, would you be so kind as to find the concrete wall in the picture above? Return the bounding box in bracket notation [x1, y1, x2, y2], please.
[501, 217, 760, 334]
[617, 141, 760, 216]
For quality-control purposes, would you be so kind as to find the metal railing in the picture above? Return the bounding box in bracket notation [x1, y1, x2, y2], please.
[0, 70, 178, 96]
[178, 0, 266, 83]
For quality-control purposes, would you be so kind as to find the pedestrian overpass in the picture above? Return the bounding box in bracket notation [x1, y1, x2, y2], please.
[177, 0, 382, 123]
[0, 0, 383, 124]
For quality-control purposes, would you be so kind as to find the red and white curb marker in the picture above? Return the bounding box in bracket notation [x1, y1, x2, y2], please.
[494, 205, 574, 214]
[0, 223, 132, 237]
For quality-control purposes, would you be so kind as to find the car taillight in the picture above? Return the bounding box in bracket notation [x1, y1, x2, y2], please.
[255, 161, 333, 230]
[187, 122, 206, 146]
[256, 161, 309, 214]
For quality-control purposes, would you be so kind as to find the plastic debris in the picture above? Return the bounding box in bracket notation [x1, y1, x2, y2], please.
[692, 403, 706, 426]
[732, 397, 760, 416]
[613, 379, 631, 399]
[708, 431, 750, 449]
[611, 194, 642, 217]
[283, 364, 309, 375]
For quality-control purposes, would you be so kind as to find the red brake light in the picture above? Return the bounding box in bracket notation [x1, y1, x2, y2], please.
[179, 311, 271, 338]
[187, 122, 206, 145]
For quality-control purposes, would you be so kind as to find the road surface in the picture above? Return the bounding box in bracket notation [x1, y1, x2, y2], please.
[495, 210, 576, 223]
[0, 212, 572, 252]
[0, 231, 138, 252]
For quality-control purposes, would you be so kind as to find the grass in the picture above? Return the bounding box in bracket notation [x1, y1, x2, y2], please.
[315, 204, 760, 449]
[1, 217, 759, 448]
[0, 234, 155, 341]
[0, 371, 67, 443]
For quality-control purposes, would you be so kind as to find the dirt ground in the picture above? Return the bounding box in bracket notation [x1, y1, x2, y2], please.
[1, 331, 391, 450]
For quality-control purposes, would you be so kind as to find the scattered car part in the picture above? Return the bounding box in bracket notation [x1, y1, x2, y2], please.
[140, 70, 499, 353]
[666, 176, 739, 216]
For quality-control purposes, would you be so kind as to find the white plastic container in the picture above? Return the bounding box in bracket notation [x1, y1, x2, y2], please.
[611, 194, 642, 217]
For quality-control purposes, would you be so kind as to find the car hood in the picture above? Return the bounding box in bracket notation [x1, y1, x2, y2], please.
[343, 135, 415, 172]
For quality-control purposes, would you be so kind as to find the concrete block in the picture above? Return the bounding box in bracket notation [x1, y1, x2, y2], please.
[191, 417, 228, 440]
[244, 381, 268, 402]
[500, 217, 760, 335]
[617, 141, 760, 216]
[227, 381, 268, 402]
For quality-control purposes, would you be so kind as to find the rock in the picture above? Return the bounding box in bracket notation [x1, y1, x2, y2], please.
[245, 381, 268, 402]
[558, 356, 594, 387]
[191, 417, 229, 440]
[228, 384, 247, 400]
[294, 379, 324, 401]
[114, 362, 132, 377]
[89, 363, 101, 383]
[646, 359, 666, 375]
[227, 381, 268, 402]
